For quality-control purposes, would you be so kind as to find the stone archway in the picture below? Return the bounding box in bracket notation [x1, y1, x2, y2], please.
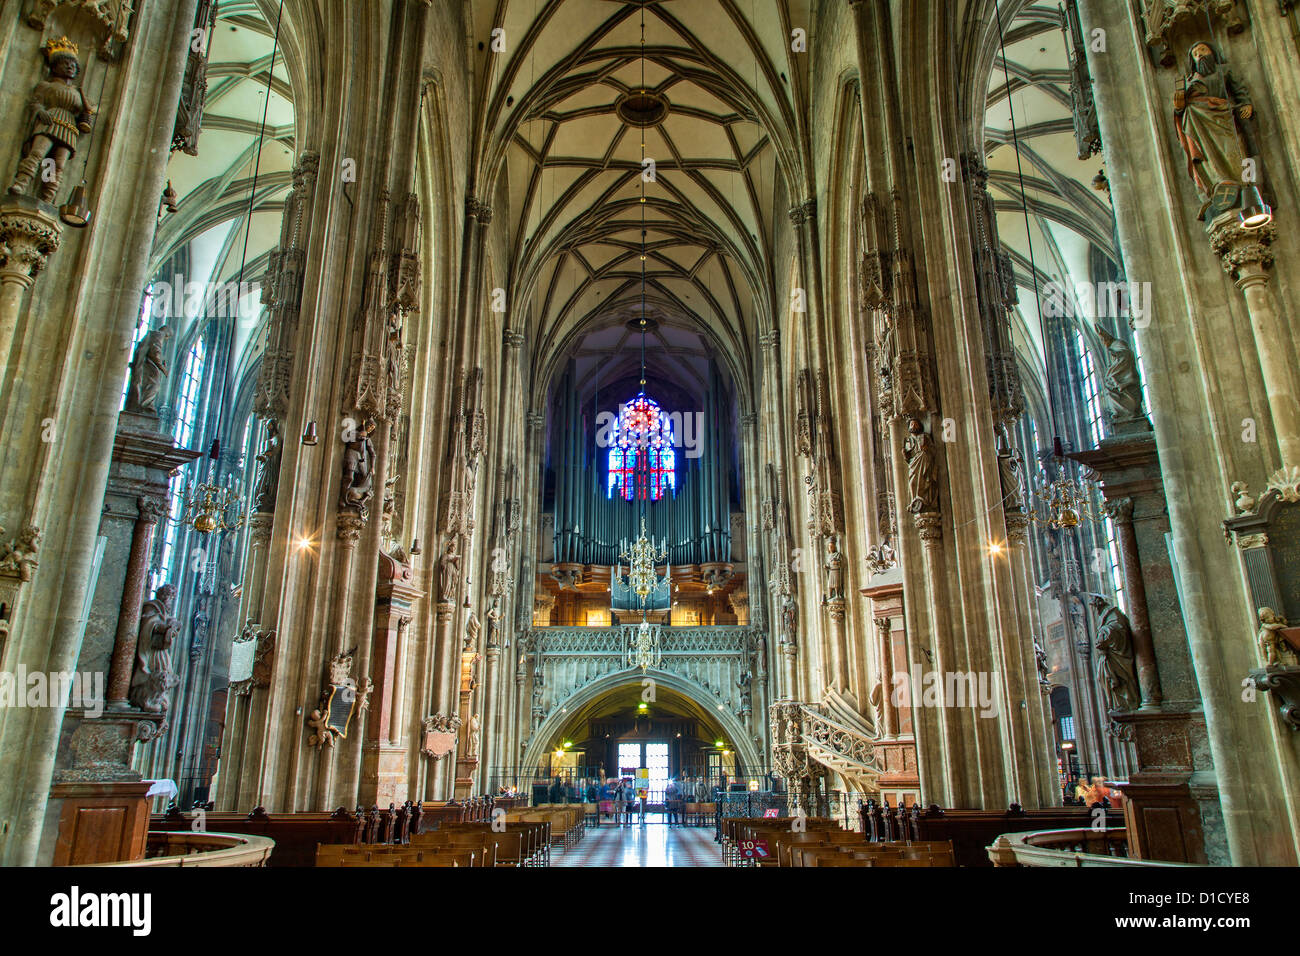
[521, 667, 764, 775]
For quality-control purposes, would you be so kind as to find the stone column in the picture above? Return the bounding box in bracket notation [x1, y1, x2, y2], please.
[1207, 220, 1298, 465]
[0, 198, 61, 370]
[105, 496, 164, 705]
[479, 642, 500, 792]
[240, 512, 274, 624]
[1106, 497, 1161, 710]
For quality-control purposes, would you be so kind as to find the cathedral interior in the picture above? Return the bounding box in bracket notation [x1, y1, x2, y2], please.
[1, 0, 1299, 881]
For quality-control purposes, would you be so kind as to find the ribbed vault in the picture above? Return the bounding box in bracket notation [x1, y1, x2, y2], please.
[465, 0, 813, 401]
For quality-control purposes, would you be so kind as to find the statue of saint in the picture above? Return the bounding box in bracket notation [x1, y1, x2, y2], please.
[253, 419, 282, 512]
[485, 595, 503, 648]
[903, 418, 938, 514]
[467, 713, 481, 757]
[1089, 594, 1140, 713]
[1095, 325, 1144, 424]
[1034, 639, 1051, 688]
[1257, 607, 1298, 668]
[438, 538, 461, 604]
[464, 612, 481, 653]
[780, 593, 798, 646]
[7, 37, 96, 203]
[823, 535, 844, 602]
[130, 584, 180, 713]
[125, 325, 173, 414]
[339, 418, 377, 517]
[1172, 41, 1257, 221]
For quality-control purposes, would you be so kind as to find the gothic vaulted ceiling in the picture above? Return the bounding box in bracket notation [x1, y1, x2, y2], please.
[465, 0, 813, 400]
[153, 1, 295, 376]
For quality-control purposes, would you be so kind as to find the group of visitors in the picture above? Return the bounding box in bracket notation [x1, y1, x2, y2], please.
[596, 778, 643, 826]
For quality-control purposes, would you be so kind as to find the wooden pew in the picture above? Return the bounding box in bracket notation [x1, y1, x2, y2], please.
[859, 802, 1121, 868]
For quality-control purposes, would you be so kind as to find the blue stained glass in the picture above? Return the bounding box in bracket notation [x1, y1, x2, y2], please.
[607, 392, 676, 502]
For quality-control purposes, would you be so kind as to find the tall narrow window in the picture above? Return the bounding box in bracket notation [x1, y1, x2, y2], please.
[155, 337, 207, 588]
[607, 392, 676, 502]
[1076, 330, 1105, 447]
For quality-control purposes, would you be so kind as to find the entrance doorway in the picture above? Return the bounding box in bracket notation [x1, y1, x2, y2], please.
[617, 741, 670, 802]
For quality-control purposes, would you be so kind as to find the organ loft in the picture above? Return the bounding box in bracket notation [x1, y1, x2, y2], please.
[0, 0, 1298, 880]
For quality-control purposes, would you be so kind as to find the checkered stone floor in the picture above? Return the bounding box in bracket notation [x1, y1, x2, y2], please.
[554, 824, 723, 867]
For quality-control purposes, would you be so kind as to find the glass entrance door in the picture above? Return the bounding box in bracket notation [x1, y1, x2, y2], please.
[615, 742, 671, 806]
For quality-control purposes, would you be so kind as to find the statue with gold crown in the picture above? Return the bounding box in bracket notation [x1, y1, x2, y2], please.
[8, 37, 97, 204]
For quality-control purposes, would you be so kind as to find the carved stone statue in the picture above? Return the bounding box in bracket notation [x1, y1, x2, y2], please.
[7, 37, 96, 203]
[463, 612, 481, 653]
[998, 447, 1026, 512]
[307, 709, 334, 748]
[253, 419, 282, 512]
[903, 418, 938, 514]
[1257, 607, 1298, 668]
[129, 584, 180, 713]
[823, 535, 844, 602]
[465, 712, 481, 758]
[0, 525, 41, 581]
[1034, 639, 1051, 688]
[485, 595, 503, 648]
[339, 418, 378, 517]
[780, 593, 798, 646]
[994, 422, 1026, 512]
[1089, 594, 1140, 713]
[1172, 40, 1257, 221]
[438, 537, 461, 604]
[1095, 325, 1144, 424]
[124, 325, 173, 414]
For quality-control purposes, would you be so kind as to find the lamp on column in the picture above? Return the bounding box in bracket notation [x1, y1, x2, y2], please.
[1239, 185, 1273, 229]
[59, 181, 91, 227]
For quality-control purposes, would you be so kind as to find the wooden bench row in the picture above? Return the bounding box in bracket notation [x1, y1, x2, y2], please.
[861, 801, 1124, 867]
[723, 816, 954, 868]
[318, 821, 554, 867]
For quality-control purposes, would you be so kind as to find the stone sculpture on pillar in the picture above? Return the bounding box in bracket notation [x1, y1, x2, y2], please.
[1089, 593, 1141, 713]
[253, 419, 282, 512]
[780, 593, 798, 646]
[904, 418, 937, 511]
[124, 325, 172, 415]
[1172, 41, 1259, 222]
[1095, 325, 1146, 425]
[7, 37, 95, 204]
[466, 713, 481, 757]
[129, 584, 180, 713]
[339, 418, 377, 518]
[1256, 607, 1298, 668]
[822, 534, 844, 603]
[485, 594, 502, 648]
[438, 537, 461, 605]
[0, 525, 41, 581]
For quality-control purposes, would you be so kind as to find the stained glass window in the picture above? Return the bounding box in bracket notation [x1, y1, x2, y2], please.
[607, 392, 676, 502]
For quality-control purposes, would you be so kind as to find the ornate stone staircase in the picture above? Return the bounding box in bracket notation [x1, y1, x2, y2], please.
[771, 693, 882, 797]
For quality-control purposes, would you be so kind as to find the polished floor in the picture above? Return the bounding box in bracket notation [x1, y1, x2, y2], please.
[555, 822, 722, 867]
